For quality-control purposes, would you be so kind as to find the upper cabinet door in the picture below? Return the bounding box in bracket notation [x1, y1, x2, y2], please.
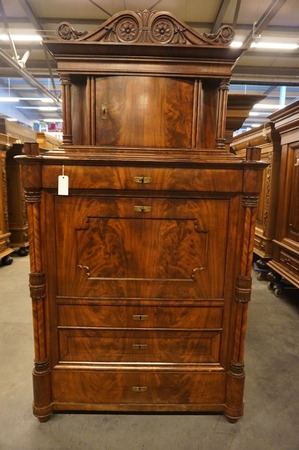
[96, 76, 194, 148]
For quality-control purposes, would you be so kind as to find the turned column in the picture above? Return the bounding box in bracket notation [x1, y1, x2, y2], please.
[216, 79, 230, 149]
[225, 146, 263, 422]
[60, 73, 73, 145]
[20, 142, 52, 422]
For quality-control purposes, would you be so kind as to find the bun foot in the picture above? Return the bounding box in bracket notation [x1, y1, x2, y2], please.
[225, 415, 239, 423]
[37, 414, 52, 423]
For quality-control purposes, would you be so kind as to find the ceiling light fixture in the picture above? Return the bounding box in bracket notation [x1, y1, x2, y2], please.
[43, 118, 63, 122]
[230, 41, 243, 48]
[253, 103, 283, 109]
[250, 42, 298, 50]
[0, 34, 42, 42]
[38, 106, 59, 111]
[0, 97, 19, 102]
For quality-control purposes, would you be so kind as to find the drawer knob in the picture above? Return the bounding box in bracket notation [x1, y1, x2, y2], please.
[132, 386, 148, 392]
[134, 176, 152, 184]
[134, 206, 151, 213]
[132, 344, 148, 350]
[132, 315, 149, 321]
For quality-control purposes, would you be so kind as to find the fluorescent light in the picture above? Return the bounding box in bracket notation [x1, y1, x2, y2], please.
[38, 106, 59, 111]
[249, 112, 259, 116]
[0, 34, 42, 42]
[41, 98, 54, 103]
[253, 103, 282, 109]
[230, 41, 243, 48]
[7, 118, 18, 121]
[0, 97, 19, 102]
[251, 42, 298, 50]
[43, 119, 63, 122]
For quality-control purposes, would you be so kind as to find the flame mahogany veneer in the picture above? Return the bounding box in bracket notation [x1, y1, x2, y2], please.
[17, 10, 267, 422]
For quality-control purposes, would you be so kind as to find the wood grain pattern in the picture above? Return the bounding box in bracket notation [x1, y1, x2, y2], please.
[58, 329, 221, 363]
[55, 196, 229, 299]
[16, 9, 267, 422]
[94, 76, 194, 148]
[57, 305, 223, 329]
[51, 371, 227, 406]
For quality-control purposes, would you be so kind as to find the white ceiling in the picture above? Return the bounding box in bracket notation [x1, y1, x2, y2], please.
[1, 0, 299, 131]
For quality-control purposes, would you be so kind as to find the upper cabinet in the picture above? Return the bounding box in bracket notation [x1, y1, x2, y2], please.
[44, 9, 244, 152]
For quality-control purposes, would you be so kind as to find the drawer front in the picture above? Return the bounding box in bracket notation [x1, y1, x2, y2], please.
[279, 249, 299, 276]
[57, 305, 223, 329]
[42, 165, 242, 192]
[58, 329, 221, 364]
[254, 235, 266, 253]
[52, 370, 227, 405]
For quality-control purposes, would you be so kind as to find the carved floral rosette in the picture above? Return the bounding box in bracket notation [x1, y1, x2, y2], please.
[57, 9, 235, 46]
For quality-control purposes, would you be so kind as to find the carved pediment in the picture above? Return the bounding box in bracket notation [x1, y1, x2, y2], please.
[57, 9, 234, 46]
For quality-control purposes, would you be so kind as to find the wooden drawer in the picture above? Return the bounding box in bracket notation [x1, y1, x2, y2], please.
[254, 235, 266, 252]
[52, 370, 227, 406]
[42, 165, 242, 192]
[279, 249, 299, 276]
[58, 329, 221, 363]
[57, 305, 223, 329]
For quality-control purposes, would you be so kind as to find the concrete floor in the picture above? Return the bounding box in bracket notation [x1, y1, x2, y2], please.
[0, 252, 299, 450]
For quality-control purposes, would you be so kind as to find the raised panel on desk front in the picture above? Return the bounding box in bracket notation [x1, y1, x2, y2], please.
[55, 196, 230, 299]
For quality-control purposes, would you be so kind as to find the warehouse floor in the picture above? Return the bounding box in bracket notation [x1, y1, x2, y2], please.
[0, 252, 299, 450]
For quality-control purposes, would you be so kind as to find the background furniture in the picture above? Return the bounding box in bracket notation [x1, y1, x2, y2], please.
[18, 10, 266, 422]
[226, 94, 266, 150]
[0, 119, 37, 255]
[0, 133, 14, 265]
[36, 132, 62, 150]
[267, 100, 299, 290]
[0, 120, 62, 256]
[231, 122, 281, 260]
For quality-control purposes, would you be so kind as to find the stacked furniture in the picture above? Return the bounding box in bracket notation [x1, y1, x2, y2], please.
[36, 132, 62, 150]
[231, 122, 281, 259]
[17, 10, 267, 422]
[226, 94, 266, 150]
[267, 100, 299, 290]
[0, 120, 62, 257]
[0, 133, 15, 265]
[0, 119, 37, 256]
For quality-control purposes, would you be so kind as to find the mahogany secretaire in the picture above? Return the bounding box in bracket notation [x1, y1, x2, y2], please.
[17, 10, 267, 422]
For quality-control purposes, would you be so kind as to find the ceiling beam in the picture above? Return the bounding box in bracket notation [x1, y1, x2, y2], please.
[233, 0, 242, 28]
[0, 0, 19, 60]
[18, 0, 58, 94]
[242, 0, 287, 47]
[211, 0, 232, 33]
[0, 47, 61, 104]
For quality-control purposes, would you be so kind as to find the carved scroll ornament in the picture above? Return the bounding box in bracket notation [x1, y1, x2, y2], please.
[57, 9, 235, 46]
